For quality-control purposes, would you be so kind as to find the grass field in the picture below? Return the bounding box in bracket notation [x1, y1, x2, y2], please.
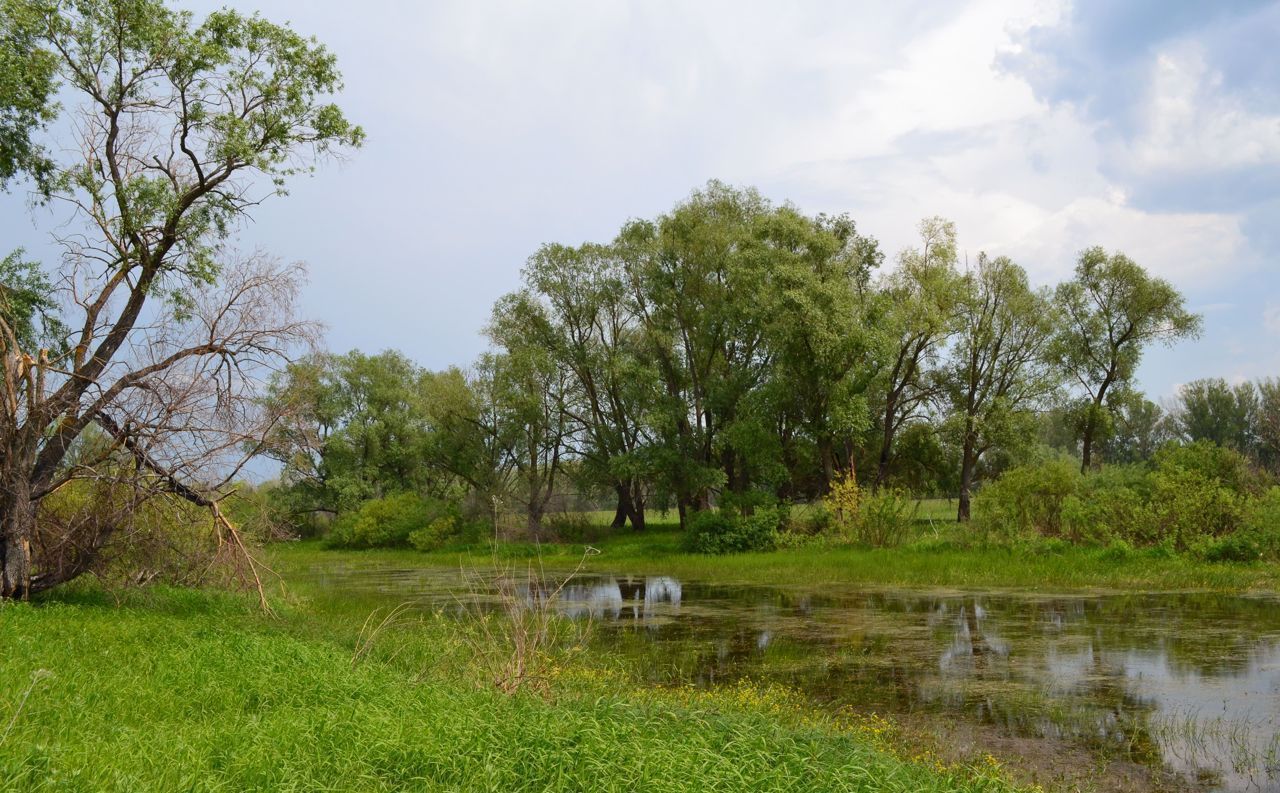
[288, 495, 1280, 593]
[5, 496, 1275, 791]
[0, 581, 1024, 792]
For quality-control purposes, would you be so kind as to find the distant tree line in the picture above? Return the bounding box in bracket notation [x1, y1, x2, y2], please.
[263, 182, 1228, 538]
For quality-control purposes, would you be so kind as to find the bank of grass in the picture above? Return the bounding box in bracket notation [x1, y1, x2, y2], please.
[285, 499, 1280, 593]
[0, 585, 1020, 792]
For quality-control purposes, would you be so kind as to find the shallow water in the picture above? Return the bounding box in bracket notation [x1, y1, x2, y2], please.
[302, 561, 1280, 791]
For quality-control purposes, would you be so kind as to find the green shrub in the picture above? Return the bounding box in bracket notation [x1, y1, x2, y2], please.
[847, 488, 917, 548]
[408, 516, 460, 551]
[1207, 487, 1280, 561]
[683, 508, 779, 555]
[975, 458, 1080, 539]
[1062, 486, 1149, 545]
[327, 493, 466, 549]
[1099, 538, 1136, 561]
[1148, 465, 1246, 551]
[1199, 533, 1263, 562]
[1153, 441, 1261, 495]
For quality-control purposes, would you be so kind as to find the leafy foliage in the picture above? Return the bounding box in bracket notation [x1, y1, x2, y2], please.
[326, 493, 469, 550]
[683, 508, 780, 555]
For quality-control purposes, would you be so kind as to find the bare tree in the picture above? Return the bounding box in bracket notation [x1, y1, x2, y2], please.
[0, 0, 360, 599]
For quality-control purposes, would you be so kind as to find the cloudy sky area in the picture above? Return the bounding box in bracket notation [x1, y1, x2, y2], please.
[4, 0, 1279, 400]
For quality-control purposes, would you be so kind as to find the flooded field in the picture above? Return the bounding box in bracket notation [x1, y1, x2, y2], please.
[300, 561, 1280, 791]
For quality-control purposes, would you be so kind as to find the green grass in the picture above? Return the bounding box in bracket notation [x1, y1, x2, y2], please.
[285, 520, 1280, 593]
[0, 583, 1021, 792]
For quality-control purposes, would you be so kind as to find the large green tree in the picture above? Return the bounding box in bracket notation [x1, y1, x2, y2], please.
[0, 0, 361, 598]
[615, 183, 777, 523]
[761, 211, 883, 496]
[485, 295, 573, 536]
[871, 217, 962, 489]
[263, 351, 457, 518]
[943, 254, 1057, 521]
[1049, 248, 1201, 472]
[519, 242, 658, 529]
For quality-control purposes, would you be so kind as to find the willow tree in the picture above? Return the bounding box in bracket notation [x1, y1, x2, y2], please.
[761, 211, 883, 496]
[520, 242, 657, 530]
[943, 254, 1057, 522]
[616, 183, 776, 523]
[0, 0, 361, 598]
[871, 217, 962, 489]
[1049, 247, 1200, 472]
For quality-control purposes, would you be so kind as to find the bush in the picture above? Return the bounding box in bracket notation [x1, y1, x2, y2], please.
[1148, 465, 1246, 551]
[1199, 533, 1263, 562]
[975, 458, 1080, 540]
[1198, 487, 1280, 562]
[1062, 483, 1148, 545]
[408, 516, 460, 551]
[822, 473, 861, 528]
[327, 493, 467, 549]
[1153, 441, 1261, 495]
[847, 488, 917, 548]
[683, 508, 779, 555]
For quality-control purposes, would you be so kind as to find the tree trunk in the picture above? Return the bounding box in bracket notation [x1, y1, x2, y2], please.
[875, 396, 897, 490]
[627, 501, 646, 531]
[526, 504, 543, 540]
[818, 437, 836, 494]
[957, 434, 975, 523]
[610, 483, 628, 529]
[1, 481, 35, 600]
[1080, 416, 1096, 474]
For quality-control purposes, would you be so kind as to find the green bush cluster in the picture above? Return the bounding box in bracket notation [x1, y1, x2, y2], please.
[976, 442, 1280, 559]
[683, 505, 782, 554]
[325, 493, 481, 550]
[850, 488, 919, 548]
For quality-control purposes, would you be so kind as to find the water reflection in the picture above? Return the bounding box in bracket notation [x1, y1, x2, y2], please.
[302, 564, 1280, 792]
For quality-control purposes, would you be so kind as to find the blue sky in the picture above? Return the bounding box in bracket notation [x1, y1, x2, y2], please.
[3, 0, 1278, 401]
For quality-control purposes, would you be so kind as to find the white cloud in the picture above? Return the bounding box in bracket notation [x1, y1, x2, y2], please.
[1128, 42, 1280, 176]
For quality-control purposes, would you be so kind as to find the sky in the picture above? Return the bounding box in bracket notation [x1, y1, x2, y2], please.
[3, 0, 1279, 401]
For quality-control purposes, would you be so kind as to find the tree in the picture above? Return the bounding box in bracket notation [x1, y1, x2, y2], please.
[1256, 378, 1280, 475]
[486, 294, 572, 536]
[262, 350, 456, 520]
[0, 0, 361, 598]
[942, 254, 1057, 521]
[1097, 395, 1170, 464]
[761, 211, 883, 497]
[520, 243, 657, 530]
[1050, 247, 1201, 472]
[1171, 378, 1258, 453]
[616, 183, 777, 524]
[0, 0, 58, 188]
[871, 217, 962, 489]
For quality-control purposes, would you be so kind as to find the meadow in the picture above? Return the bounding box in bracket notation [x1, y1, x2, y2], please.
[292, 498, 1280, 594]
[0, 570, 1025, 792]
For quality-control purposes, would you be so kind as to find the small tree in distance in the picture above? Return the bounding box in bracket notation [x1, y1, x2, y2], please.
[1049, 247, 1201, 473]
